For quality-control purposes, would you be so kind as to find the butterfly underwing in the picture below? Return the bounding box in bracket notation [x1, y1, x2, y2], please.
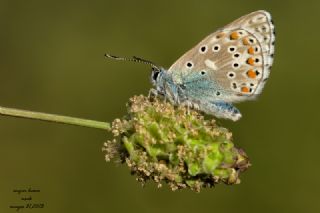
[106, 10, 275, 121]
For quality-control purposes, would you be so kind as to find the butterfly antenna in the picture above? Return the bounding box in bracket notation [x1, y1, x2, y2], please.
[105, 53, 161, 70]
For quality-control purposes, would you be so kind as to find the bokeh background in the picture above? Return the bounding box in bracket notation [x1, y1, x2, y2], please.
[0, 0, 319, 212]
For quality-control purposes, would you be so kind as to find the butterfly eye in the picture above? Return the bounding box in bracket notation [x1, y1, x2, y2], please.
[199, 45, 207, 53]
[215, 91, 221, 96]
[212, 44, 220, 52]
[186, 62, 193, 68]
[152, 70, 160, 81]
[151, 68, 161, 83]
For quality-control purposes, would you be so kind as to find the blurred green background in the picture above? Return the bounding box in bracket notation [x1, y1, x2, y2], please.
[0, 0, 319, 212]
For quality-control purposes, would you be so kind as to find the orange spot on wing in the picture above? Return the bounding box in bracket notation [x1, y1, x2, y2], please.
[230, 32, 240, 40]
[247, 69, 256, 78]
[241, 87, 250, 93]
[247, 58, 255, 65]
[248, 47, 255, 54]
[242, 38, 250, 45]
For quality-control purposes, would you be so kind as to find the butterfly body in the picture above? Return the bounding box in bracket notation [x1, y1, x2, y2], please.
[107, 10, 275, 121]
[151, 66, 242, 121]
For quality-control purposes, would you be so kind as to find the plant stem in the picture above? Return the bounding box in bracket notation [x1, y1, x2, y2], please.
[0, 106, 111, 131]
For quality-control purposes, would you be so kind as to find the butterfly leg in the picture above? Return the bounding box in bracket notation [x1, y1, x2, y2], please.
[180, 99, 200, 115]
[148, 88, 157, 98]
[186, 102, 190, 114]
[201, 101, 242, 121]
[148, 88, 163, 101]
[148, 88, 170, 103]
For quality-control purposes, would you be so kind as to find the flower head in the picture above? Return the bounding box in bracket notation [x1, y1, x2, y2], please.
[103, 95, 250, 192]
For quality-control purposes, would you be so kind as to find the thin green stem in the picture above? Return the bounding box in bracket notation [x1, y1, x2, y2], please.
[0, 106, 111, 131]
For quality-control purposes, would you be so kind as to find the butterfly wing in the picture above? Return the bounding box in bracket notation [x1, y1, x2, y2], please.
[167, 10, 275, 103]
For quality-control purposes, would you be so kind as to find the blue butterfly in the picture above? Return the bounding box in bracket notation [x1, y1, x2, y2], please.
[106, 10, 275, 121]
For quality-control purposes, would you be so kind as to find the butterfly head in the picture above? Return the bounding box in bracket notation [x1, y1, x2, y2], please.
[150, 67, 163, 86]
[150, 67, 170, 97]
[104, 53, 170, 96]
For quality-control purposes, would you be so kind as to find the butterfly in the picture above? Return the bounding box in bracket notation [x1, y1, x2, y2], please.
[106, 10, 275, 121]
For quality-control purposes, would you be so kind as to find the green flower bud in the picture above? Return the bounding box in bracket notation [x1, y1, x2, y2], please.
[103, 95, 250, 192]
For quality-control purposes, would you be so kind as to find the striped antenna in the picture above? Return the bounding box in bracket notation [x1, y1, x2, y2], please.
[105, 53, 161, 70]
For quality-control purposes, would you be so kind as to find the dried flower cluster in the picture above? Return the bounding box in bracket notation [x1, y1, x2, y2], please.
[103, 95, 250, 192]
